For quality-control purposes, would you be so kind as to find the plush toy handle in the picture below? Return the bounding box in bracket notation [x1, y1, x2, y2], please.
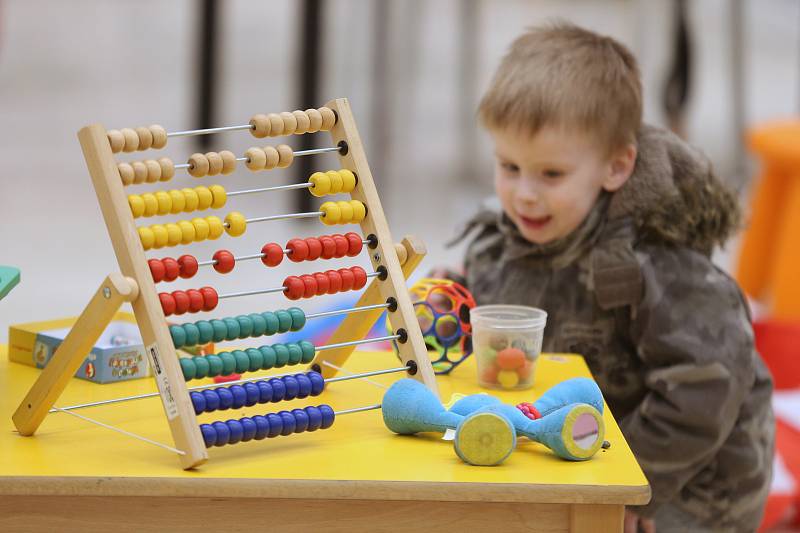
[532, 377, 605, 417]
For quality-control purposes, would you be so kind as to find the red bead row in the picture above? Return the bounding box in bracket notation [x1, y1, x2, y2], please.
[159, 286, 218, 317]
[283, 266, 368, 301]
[149, 255, 199, 283]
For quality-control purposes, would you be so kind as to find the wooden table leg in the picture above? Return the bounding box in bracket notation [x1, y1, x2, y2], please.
[570, 504, 624, 533]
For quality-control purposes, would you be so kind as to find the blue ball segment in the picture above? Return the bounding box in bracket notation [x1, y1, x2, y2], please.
[189, 371, 325, 415]
[199, 405, 336, 447]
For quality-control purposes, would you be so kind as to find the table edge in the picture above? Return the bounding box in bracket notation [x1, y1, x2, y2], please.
[0, 476, 651, 505]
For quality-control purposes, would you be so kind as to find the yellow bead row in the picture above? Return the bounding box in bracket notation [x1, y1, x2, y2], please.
[309, 169, 357, 197]
[187, 150, 237, 178]
[118, 158, 175, 186]
[128, 185, 227, 218]
[244, 144, 294, 171]
[138, 216, 224, 251]
[107, 125, 167, 154]
[249, 107, 336, 138]
[319, 200, 367, 226]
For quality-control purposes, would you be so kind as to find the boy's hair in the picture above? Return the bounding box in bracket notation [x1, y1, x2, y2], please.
[479, 22, 642, 154]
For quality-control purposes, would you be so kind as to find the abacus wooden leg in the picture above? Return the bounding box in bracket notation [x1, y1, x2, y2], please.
[311, 236, 425, 380]
[12, 273, 139, 436]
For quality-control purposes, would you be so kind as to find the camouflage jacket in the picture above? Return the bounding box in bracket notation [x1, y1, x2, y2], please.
[458, 125, 774, 530]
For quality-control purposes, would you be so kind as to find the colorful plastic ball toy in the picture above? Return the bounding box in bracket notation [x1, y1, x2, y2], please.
[390, 278, 476, 374]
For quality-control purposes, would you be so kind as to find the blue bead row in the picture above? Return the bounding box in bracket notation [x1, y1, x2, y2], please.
[199, 405, 335, 447]
[189, 371, 325, 415]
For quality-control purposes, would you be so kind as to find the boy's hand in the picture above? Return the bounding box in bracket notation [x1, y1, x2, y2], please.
[624, 509, 655, 533]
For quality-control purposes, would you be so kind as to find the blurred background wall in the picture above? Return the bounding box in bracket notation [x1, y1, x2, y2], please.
[0, 0, 798, 341]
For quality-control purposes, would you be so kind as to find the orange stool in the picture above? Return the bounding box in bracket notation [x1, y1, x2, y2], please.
[737, 121, 800, 320]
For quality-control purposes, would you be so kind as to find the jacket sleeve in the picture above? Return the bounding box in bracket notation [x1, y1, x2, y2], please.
[620, 245, 757, 517]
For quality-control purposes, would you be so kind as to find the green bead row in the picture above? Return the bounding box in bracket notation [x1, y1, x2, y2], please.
[169, 307, 306, 349]
[179, 340, 316, 381]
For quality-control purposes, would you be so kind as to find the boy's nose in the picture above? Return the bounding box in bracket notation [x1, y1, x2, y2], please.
[516, 180, 539, 204]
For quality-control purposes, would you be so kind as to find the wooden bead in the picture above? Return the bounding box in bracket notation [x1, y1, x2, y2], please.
[351, 200, 367, 222]
[340, 169, 357, 192]
[319, 201, 340, 225]
[337, 200, 354, 223]
[121, 128, 139, 152]
[178, 220, 196, 245]
[158, 158, 175, 181]
[245, 147, 266, 171]
[155, 191, 172, 215]
[206, 152, 223, 176]
[249, 114, 271, 138]
[206, 216, 224, 239]
[138, 227, 155, 250]
[117, 163, 134, 186]
[394, 242, 408, 266]
[188, 153, 210, 178]
[305, 109, 322, 133]
[152, 224, 169, 249]
[318, 107, 336, 131]
[276, 144, 294, 168]
[209, 184, 227, 209]
[267, 113, 284, 136]
[128, 195, 145, 218]
[107, 130, 125, 153]
[219, 151, 236, 174]
[263, 146, 279, 169]
[165, 223, 183, 247]
[192, 217, 210, 241]
[135, 127, 153, 150]
[168, 190, 185, 214]
[149, 125, 167, 149]
[142, 193, 158, 217]
[132, 161, 148, 184]
[293, 110, 310, 134]
[327, 170, 343, 193]
[309, 172, 331, 197]
[182, 188, 199, 212]
[224, 212, 247, 237]
[280, 112, 298, 135]
[145, 160, 162, 183]
[195, 186, 214, 210]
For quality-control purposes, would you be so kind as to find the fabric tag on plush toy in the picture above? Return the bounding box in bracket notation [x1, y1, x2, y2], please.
[442, 429, 456, 441]
[443, 393, 467, 409]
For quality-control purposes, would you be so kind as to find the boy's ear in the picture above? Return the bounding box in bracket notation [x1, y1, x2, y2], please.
[603, 143, 637, 192]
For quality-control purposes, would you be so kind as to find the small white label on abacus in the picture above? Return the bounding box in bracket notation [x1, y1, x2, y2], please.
[147, 343, 179, 421]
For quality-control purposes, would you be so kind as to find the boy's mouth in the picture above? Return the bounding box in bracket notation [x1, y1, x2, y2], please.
[518, 214, 552, 229]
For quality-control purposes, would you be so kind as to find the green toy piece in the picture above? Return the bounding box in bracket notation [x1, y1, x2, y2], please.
[0, 266, 20, 300]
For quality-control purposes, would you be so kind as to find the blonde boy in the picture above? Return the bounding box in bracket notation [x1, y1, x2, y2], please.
[458, 23, 774, 532]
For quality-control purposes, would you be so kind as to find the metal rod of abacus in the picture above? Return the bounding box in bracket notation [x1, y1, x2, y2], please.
[216, 271, 382, 300]
[196, 238, 373, 267]
[173, 146, 342, 169]
[227, 182, 313, 197]
[316, 334, 400, 352]
[305, 302, 390, 319]
[240, 212, 325, 225]
[168, 124, 253, 138]
[50, 366, 406, 412]
[334, 404, 382, 416]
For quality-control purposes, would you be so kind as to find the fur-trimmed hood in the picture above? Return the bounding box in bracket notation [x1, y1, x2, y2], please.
[611, 124, 741, 255]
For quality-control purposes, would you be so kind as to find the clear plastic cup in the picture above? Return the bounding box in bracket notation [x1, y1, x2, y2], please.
[470, 305, 548, 390]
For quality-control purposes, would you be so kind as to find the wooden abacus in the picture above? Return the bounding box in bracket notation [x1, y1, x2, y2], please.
[12, 98, 439, 469]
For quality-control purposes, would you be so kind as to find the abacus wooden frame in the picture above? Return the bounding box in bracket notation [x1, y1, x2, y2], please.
[12, 97, 438, 470]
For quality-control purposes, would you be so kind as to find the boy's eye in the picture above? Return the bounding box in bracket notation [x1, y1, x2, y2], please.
[500, 162, 519, 173]
[542, 169, 564, 179]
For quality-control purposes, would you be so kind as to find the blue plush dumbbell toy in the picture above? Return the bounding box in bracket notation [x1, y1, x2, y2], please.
[449, 377, 603, 418]
[382, 379, 516, 466]
[448, 377, 606, 461]
[462, 402, 604, 461]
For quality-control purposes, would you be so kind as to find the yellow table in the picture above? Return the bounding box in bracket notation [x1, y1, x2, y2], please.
[0, 345, 649, 532]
